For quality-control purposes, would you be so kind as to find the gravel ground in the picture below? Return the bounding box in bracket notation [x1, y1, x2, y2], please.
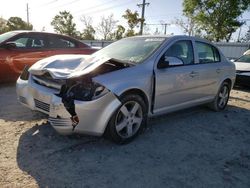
[0, 84, 250, 188]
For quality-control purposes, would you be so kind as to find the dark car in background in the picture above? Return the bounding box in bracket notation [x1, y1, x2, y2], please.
[0, 31, 97, 83]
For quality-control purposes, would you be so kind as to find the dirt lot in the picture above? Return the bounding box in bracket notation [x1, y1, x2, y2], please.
[0, 84, 250, 188]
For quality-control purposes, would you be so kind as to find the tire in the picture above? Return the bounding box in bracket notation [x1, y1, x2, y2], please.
[106, 94, 147, 144]
[209, 82, 230, 111]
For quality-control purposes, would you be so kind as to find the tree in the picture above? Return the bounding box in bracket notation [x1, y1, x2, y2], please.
[0, 17, 7, 34]
[51, 11, 78, 37]
[242, 27, 250, 42]
[174, 17, 201, 36]
[6, 17, 33, 31]
[122, 9, 141, 37]
[80, 16, 95, 40]
[113, 25, 125, 40]
[96, 14, 117, 40]
[183, 0, 250, 42]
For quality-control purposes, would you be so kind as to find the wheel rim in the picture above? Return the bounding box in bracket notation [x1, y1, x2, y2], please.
[115, 101, 143, 139]
[218, 85, 229, 108]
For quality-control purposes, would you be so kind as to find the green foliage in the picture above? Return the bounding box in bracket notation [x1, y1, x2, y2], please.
[0, 17, 7, 34]
[80, 16, 95, 40]
[183, 0, 250, 41]
[114, 25, 125, 40]
[122, 9, 141, 37]
[6, 17, 33, 31]
[51, 11, 78, 38]
[82, 26, 95, 40]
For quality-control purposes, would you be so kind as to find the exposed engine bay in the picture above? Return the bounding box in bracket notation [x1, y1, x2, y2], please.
[54, 58, 133, 129]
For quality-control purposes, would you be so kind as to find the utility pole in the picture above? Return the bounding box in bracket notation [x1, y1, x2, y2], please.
[162, 23, 169, 35]
[137, 0, 149, 35]
[26, 3, 30, 25]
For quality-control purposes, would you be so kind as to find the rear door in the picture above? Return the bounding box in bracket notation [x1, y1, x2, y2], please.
[47, 35, 95, 56]
[192, 41, 223, 97]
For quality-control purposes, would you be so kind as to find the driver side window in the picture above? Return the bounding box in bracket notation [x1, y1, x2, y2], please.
[164, 40, 194, 66]
[9, 35, 46, 49]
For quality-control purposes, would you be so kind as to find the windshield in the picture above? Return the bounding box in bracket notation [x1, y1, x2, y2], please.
[236, 54, 250, 63]
[0, 31, 18, 44]
[92, 37, 166, 64]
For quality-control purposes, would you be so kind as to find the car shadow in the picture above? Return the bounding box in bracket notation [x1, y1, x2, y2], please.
[16, 103, 250, 187]
[233, 85, 250, 92]
[0, 83, 46, 121]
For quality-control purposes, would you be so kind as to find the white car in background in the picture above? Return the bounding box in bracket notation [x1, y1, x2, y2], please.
[234, 51, 250, 87]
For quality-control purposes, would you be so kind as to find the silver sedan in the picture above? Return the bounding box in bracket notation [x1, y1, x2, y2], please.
[16, 35, 235, 143]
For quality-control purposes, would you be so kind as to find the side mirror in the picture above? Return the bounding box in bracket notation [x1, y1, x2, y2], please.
[1, 42, 17, 49]
[158, 56, 183, 69]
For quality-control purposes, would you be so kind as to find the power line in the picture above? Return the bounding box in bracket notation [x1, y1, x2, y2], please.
[137, 0, 150, 35]
[74, 0, 134, 16]
[73, 0, 119, 15]
[146, 23, 170, 34]
[50, 0, 81, 9]
[40, 0, 58, 7]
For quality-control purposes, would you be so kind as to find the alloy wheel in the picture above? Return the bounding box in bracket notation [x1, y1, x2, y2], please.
[218, 85, 229, 109]
[115, 101, 143, 139]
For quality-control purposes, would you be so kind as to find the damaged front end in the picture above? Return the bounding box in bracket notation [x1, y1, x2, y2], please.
[17, 55, 133, 135]
[58, 78, 109, 130]
[52, 58, 132, 132]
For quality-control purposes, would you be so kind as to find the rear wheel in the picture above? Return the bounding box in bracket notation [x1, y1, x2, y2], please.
[106, 94, 147, 144]
[209, 82, 230, 111]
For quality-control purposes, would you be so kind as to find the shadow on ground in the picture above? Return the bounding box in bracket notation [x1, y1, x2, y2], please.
[16, 104, 250, 188]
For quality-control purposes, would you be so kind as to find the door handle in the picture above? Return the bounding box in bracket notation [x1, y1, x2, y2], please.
[189, 71, 199, 77]
[216, 68, 221, 73]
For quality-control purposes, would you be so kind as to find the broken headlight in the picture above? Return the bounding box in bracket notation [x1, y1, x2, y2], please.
[59, 80, 109, 128]
[60, 81, 109, 102]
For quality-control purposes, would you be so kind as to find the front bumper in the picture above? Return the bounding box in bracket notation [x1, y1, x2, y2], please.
[235, 73, 250, 87]
[16, 77, 121, 136]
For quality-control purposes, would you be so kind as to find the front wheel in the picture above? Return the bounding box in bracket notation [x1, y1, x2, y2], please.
[209, 82, 230, 111]
[106, 94, 147, 144]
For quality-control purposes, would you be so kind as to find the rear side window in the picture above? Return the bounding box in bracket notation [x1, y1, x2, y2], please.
[48, 36, 77, 48]
[196, 42, 220, 64]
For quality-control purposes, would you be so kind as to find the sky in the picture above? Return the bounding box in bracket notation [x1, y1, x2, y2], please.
[0, 0, 249, 40]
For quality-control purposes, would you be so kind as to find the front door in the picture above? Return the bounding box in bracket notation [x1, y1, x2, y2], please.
[153, 40, 200, 114]
[0, 33, 49, 82]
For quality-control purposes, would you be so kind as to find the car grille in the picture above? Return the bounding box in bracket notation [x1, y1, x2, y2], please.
[48, 117, 72, 127]
[32, 73, 64, 90]
[34, 99, 50, 112]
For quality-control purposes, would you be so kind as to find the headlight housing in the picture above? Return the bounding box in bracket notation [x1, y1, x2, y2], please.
[59, 81, 109, 102]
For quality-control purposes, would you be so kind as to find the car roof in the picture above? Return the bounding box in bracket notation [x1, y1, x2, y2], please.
[128, 34, 211, 43]
[6, 30, 77, 39]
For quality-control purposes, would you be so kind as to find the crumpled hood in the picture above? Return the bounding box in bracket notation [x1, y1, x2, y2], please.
[29, 54, 111, 79]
